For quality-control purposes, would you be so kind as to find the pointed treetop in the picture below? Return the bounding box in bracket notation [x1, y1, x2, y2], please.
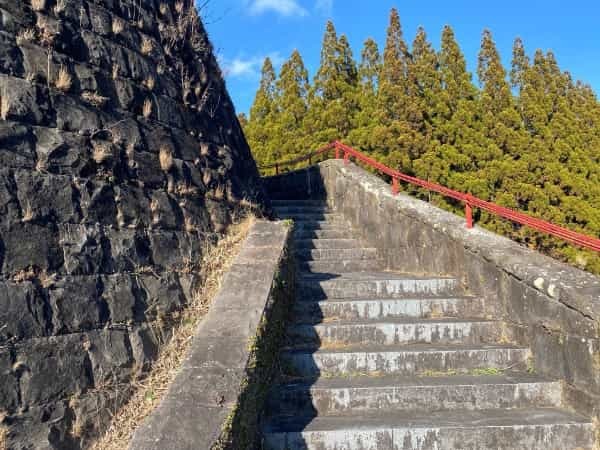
[510, 37, 529, 89]
[439, 24, 475, 105]
[477, 29, 512, 111]
[249, 57, 277, 121]
[359, 38, 381, 91]
[382, 7, 409, 84]
[337, 34, 358, 84]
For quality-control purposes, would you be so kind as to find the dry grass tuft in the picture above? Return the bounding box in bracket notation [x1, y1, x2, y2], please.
[0, 93, 10, 121]
[31, 0, 46, 11]
[0, 420, 6, 450]
[112, 18, 125, 35]
[142, 98, 152, 119]
[55, 66, 72, 92]
[140, 36, 153, 55]
[12, 267, 36, 282]
[53, 0, 67, 15]
[174, 1, 184, 13]
[143, 76, 155, 91]
[21, 203, 34, 222]
[92, 143, 113, 164]
[159, 3, 168, 15]
[82, 91, 109, 108]
[111, 64, 120, 80]
[16, 28, 36, 45]
[89, 215, 255, 450]
[212, 184, 226, 200]
[158, 147, 173, 172]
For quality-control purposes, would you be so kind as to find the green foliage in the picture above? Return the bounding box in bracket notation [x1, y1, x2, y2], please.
[242, 9, 600, 274]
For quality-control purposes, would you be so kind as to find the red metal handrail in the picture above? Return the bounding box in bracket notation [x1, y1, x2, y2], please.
[262, 141, 600, 252]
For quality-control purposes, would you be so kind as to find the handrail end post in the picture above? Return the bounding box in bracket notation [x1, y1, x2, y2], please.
[392, 177, 399, 196]
[465, 197, 473, 229]
[343, 151, 350, 165]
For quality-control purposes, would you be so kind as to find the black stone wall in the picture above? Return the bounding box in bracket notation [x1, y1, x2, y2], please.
[0, 1, 262, 448]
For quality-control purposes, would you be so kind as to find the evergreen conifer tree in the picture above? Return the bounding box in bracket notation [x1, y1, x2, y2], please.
[245, 57, 278, 166]
[272, 50, 310, 164]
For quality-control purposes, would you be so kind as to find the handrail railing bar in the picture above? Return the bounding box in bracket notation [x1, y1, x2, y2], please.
[259, 141, 600, 252]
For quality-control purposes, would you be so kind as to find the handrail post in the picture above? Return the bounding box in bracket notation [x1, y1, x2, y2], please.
[465, 194, 473, 229]
[275, 164, 279, 176]
[392, 177, 399, 195]
[335, 146, 341, 159]
[344, 151, 350, 165]
[309, 154, 312, 165]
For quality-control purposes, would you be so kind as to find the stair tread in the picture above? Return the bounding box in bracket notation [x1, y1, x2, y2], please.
[263, 407, 591, 433]
[283, 342, 527, 354]
[299, 271, 458, 281]
[290, 317, 497, 326]
[296, 295, 479, 303]
[276, 371, 558, 390]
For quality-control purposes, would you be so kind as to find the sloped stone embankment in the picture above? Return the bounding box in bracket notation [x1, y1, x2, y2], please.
[0, 0, 262, 448]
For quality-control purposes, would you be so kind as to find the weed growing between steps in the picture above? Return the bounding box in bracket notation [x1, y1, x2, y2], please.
[0, 422, 6, 450]
[213, 229, 295, 450]
[90, 214, 257, 450]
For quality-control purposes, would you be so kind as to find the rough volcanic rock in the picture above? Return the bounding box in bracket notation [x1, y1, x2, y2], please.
[0, 0, 263, 447]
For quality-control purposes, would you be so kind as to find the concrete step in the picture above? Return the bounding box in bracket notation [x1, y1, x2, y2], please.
[280, 344, 530, 378]
[286, 318, 502, 348]
[262, 408, 593, 450]
[295, 247, 378, 262]
[295, 239, 362, 249]
[297, 272, 462, 299]
[266, 373, 562, 416]
[291, 221, 347, 231]
[271, 200, 328, 207]
[273, 206, 332, 214]
[293, 229, 347, 240]
[292, 297, 485, 323]
[276, 213, 344, 222]
[298, 259, 385, 273]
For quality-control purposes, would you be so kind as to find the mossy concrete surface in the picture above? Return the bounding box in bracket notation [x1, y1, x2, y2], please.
[129, 219, 293, 450]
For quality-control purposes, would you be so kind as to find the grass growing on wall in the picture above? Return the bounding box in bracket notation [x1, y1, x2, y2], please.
[90, 214, 256, 450]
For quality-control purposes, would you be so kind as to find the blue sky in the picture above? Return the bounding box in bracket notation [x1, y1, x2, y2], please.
[201, 0, 600, 115]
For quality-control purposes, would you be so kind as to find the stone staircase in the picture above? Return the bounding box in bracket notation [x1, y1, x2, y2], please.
[261, 199, 594, 449]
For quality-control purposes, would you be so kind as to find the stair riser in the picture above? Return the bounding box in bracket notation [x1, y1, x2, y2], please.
[271, 200, 327, 207]
[281, 348, 530, 378]
[296, 248, 378, 261]
[273, 207, 332, 214]
[296, 239, 362, 249]
[298, 259, 385, 273]
[268, 382, 562, 416]
[277, 213, 343, 222]
[297, 278, 461, 299]
[287, 322, 502, 347]
[293, 298, 485, 322]
[263, 423, 594, 450]
[294, 230, 347, 240]
[292, 221, 346, 231]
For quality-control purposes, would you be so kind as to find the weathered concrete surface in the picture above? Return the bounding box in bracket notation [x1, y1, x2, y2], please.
[265, 160, 600, 420]
[129, 220, 293, 450]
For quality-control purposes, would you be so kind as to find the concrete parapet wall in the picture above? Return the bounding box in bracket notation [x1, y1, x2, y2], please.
[265, 160, 600, 419]
[130, 219, 294, 450]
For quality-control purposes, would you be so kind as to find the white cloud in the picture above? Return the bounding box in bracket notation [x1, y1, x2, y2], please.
[220, 52, 284, 79]
[247, 0, 308, 17]
[315, 0, 333, 15]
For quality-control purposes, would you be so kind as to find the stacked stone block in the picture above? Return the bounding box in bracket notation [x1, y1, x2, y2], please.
[0, 0, 262, 448]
